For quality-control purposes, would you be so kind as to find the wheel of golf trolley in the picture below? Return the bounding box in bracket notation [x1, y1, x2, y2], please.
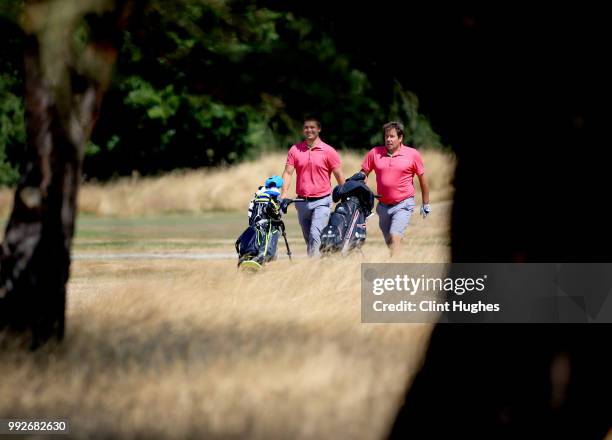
[239, 260, 263, 273]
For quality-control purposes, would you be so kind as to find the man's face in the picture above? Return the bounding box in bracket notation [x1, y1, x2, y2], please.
[303, 121, 321, 143]
[385, 128, 403, 150]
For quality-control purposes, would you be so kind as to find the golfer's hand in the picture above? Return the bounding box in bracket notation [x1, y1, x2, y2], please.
[279, 198, 290, 214]
[420, 204, 431, 218]
[347, 171, 366, 182]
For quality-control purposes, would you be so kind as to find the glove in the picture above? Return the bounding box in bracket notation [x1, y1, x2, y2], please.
[420, 203, 431, 218]
[279, 198, 291, 214]
[347, 171, 366, 182]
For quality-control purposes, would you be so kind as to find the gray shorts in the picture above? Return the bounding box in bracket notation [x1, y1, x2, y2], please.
[295, 195, 333, 257]
[376, 197, 416, 244]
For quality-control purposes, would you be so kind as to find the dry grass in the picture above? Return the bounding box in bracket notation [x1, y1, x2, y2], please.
[77, 149, 454, 217]
[0, 189, 12, 218]
[0, 199, 451, 439]
[0, 152, 453, 439]
[0, 253, 442, 439]
[0, 149, 455, 218]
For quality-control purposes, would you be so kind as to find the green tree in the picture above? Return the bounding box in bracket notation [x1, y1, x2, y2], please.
[85, 0, 409, 177]
[0, 13, 25, 186]
[389, 81, 444, 149]
[2, 0, 447, 183]
[0, 73, 24, 185]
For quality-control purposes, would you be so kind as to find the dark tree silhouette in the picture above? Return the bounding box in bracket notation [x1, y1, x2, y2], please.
[387, 6, 612, 439]
[0, 0, 137, 348]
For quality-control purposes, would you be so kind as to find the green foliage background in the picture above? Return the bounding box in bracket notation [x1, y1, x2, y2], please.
[0, 0, 445, 184]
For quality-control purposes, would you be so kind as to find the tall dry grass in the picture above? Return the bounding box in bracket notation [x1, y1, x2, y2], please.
[0, 150, 453, 438]
[1, 249, 440, 439]
[0, 196, 451, 438]
[0, 149, 455, 218]
[0, 190, 12, 218]
[78, 149, 454, 217]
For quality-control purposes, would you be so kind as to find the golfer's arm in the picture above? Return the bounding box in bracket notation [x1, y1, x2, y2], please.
[360, 168, 371, 183]
[332, 166, 345, 185]
[417, 173, 430, 204]
[281, 164, 294, 198]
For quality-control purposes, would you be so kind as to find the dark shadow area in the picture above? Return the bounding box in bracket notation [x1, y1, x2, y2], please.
[387, 5, 612, 440]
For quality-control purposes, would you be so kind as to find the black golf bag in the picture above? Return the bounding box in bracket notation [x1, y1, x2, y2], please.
[235, 191, 286, 268]
[319, 178, 375, 255]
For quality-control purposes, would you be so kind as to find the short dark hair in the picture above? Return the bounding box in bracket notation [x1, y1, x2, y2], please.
[303, 117, 321, 129]
[383, 121, 404, 139]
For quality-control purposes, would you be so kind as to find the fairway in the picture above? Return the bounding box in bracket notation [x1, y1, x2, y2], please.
[0, 202, 451, 439]
[71, 201, 451, 256]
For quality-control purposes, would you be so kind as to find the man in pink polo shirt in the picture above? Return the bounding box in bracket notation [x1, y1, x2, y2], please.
[280, 117, 345, 256]
[359, 121, 430, 256]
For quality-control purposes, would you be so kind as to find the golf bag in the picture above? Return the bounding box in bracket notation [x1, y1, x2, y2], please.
[319, 178, 375, 255]
[235, 190, 284, 268]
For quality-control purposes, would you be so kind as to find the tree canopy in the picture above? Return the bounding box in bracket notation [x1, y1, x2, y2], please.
[1, 0, 445, 184]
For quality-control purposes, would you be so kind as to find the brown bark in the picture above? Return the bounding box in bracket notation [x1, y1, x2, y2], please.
[0, 0, 136, 348]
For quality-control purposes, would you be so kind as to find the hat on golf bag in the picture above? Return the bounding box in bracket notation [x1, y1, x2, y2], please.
[265, 175, 283, 189]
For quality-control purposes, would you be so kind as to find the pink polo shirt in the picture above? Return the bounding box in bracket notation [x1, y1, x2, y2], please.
[361, 145, 424, 205]
[286, 138, 341, 197]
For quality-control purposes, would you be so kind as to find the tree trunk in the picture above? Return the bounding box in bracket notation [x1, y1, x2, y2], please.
[0, 0, 135, 348]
